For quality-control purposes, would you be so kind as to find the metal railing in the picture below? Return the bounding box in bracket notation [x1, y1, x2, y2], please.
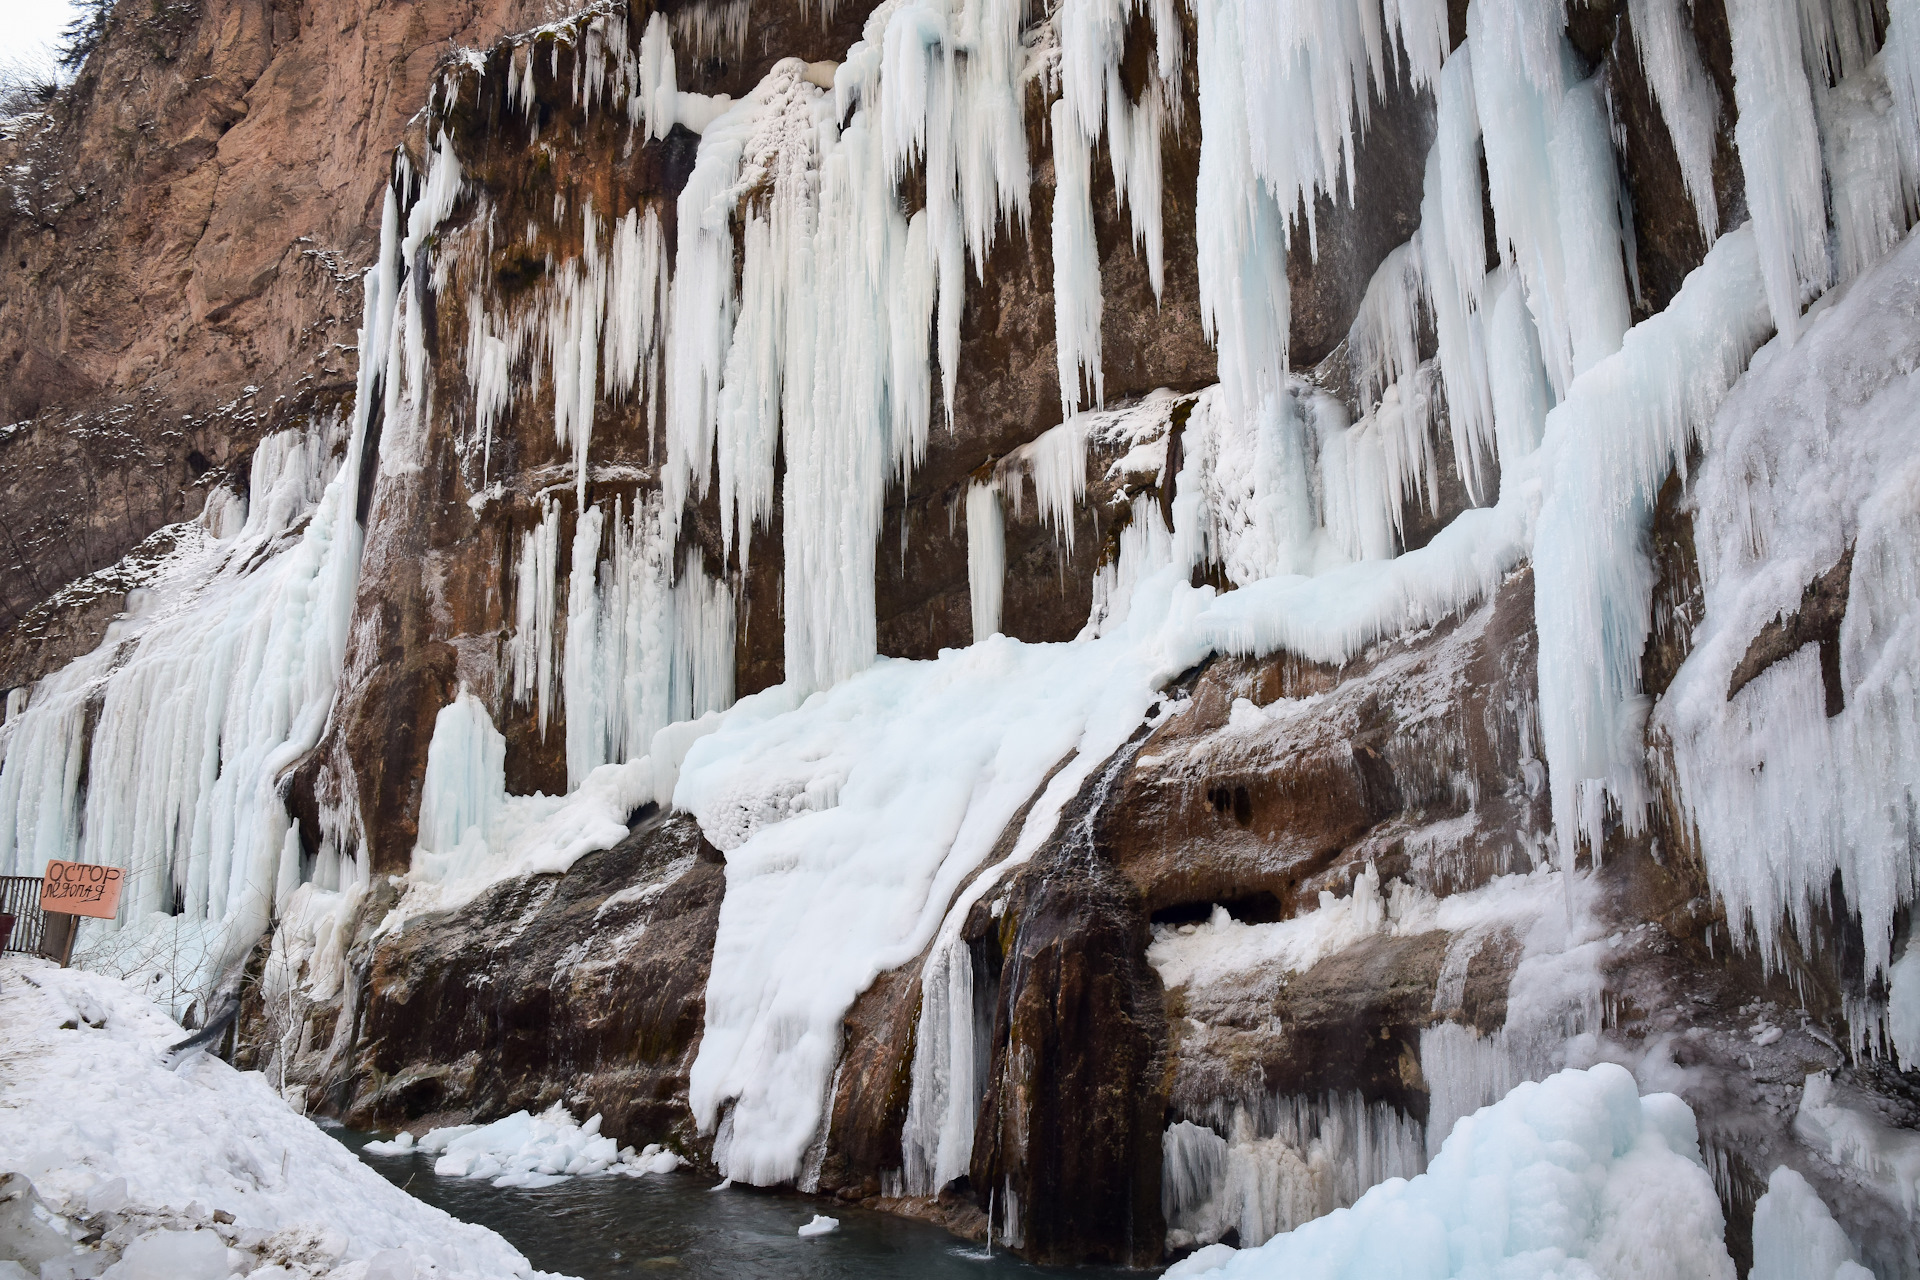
[0, 875, 47, 955]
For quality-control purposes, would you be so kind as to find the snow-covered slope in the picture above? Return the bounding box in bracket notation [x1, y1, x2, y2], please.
[0, 957, 566, 1280]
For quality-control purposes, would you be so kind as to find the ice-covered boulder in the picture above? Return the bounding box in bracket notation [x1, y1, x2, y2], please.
[1161, 1063, 1733, 1280]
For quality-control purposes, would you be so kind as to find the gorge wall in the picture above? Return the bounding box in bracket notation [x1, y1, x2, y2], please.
[6, 0, 1920, 1273]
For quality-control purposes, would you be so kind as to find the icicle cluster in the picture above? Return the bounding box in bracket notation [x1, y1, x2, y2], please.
[1160, 1093, 1426, 1251]
[0, 164, 435, 1004]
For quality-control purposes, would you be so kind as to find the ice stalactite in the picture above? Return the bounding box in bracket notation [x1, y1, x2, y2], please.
[658, 32, 954, 694]
[563, 493, 736, 788]
[899, 935, 992, 1196]
[510, 498, 563, 740]
[1817, 53, 1920, 289]
[416, 690, 509, 858]
[1169, 384, 1339, 584]
[464, 283, 524, 483]
[1627, 0, 1723, 244]
[1187, 0, 1291, 421]
[1412, 48, 1497, 499]
[1051, 0, 1181, 414]
[966, 481, 1006, 641]
[1469, 1, 1631, 399]
[988, 414, 1092, 552]
[547, 202, 608, 510]
[1482, 268, 1552, 475]
[1726, 0, 1830, 343]
[603, 206, 669, 451]
[1531, 227, 1773, 864]
[1160, 1093, 1426, 1251]
[1050, 95, 1105, 418]
[1085, 493, 1174, 636]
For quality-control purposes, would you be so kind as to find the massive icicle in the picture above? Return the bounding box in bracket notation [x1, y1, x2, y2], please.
[1726, 0, 1830, 343]
[1530, 227, 1773, 863]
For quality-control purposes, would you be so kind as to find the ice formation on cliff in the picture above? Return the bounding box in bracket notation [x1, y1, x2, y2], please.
[1160, 1063, 1736, 1280]
[2, 0, 1919, 1255]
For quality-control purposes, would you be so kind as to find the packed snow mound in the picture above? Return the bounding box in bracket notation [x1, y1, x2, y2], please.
[1159, 1063, 1734, 1280]
[1750, 1166, 1873, 1280]
[367, 1105, 680, 1187]
[0, 957, 568, 1280]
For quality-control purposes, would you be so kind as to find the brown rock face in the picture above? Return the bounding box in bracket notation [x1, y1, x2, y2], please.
[249, 811, 726, 1150]
[1108, 567, 1547, 927]
[0, 0, 553, 675]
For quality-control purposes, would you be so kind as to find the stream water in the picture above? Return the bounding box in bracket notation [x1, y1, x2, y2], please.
[333, 1128, 1140, 1279]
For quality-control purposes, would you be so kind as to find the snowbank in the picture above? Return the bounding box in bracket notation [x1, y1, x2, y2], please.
[1750, 1166, 1873, 1280]
[1158, 1063, 1734, 1280]
[0, 957, 567, 1280]
[367, 1105, 680, 1188]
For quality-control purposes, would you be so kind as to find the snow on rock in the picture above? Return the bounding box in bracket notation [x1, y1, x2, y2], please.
[1157, 1063, 1735, 1280]
[0, 957, 565, 1280]
[1793, 1071, 1920, 1217]
[676, 597, 1208, 1184]
[796, 1214, 839, 1238]
[381, 695, 655, 931]
[369, 1105, 679, 1189]
[1750, 1166, 1874, 1280]
[1146, 866, 1571, 1000]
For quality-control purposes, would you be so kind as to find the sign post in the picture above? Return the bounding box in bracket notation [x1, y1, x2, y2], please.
[38, 860, 125, 967]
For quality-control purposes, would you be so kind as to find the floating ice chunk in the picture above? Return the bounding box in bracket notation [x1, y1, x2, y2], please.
[363, 1130, 416, 1156]
[417, 1104, 652, 1187]
[797, 1214, 839, 1237]
[619, 1144, 682, 1176]
[1750, 1166, 1873, 1280]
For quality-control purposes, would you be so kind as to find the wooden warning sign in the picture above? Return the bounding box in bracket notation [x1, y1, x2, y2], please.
[40, 859, 125, 920]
